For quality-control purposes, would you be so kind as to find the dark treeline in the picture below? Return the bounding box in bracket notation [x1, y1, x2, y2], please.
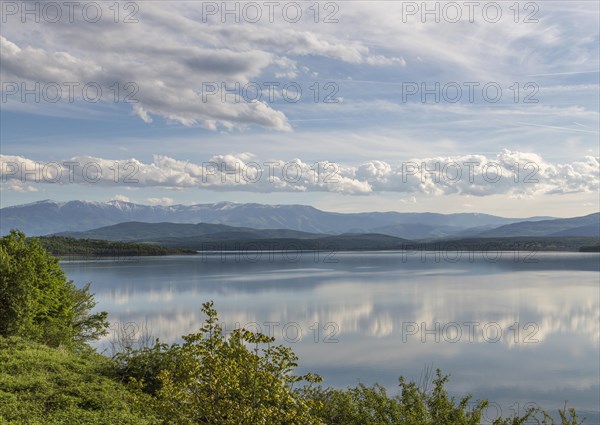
[35, 235, 196, 258]
[164, 235, 600, 253]
[579, 243, 600, 252]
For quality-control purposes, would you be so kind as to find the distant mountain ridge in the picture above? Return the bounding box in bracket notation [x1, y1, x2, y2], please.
[0, 199, 567, 239]
[57, 221, 326, 242]
[56, 222, 417, 252]
[52, 222, 599, 253]
[476, 213, 600, 238]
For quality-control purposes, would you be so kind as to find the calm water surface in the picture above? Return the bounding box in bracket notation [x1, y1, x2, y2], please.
[61, 252, 600, 423]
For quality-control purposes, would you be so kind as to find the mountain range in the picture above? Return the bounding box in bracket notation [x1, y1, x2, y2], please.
[476, 214, 600, 238]
[57, 221, 325, 242]
[0, 199, 568, 240]
[53, 219, 600, 252]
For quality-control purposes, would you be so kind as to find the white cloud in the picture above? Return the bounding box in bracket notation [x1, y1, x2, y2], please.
[5, 180, 38, 193]
[147, 197, 174, 206]
[0, 35, 290, 131]
[0, 1, 419, 131]
[1, 150, 597, 197]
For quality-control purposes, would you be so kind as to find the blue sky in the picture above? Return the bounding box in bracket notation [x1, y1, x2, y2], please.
[1, 1, 598, 217]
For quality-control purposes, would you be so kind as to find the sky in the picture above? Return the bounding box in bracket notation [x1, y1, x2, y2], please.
[1, 0, 599, 217]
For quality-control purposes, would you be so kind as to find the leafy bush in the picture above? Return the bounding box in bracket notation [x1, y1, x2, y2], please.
[303, 371, 488, 425]
[125, 302, 324, 424]
[114, 339, 182, 396]
[0, 230, 108, 348]
[304, 371, 584, 425]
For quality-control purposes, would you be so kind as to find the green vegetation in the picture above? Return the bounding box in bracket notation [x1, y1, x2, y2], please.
[151, 235, 600, 253]
[0, 230, 588, 424]
[579, 243, 600, 252]
[0, 337, 158, 424]
[145, 302, 322, 424]
[426, 237, 600, 252]
[110, 305, 585, 425]
[36, 235, 196, 258]
[0, 230, 109, 348]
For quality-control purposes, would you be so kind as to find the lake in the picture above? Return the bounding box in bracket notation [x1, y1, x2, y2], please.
[61, 251, 600, 423]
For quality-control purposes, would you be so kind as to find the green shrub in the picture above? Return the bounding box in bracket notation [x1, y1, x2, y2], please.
[114, 339, 182, 396]
[303, 371, 488, 425]
[0, 336, 159, 424]
[0, 230, 108, 348]
[149, 302, 322, 424]
[305, 371, 585, 425]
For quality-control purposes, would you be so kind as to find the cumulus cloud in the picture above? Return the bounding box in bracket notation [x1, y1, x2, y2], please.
[1, 150, 597, 196]
[5, 180, 38, 193]
[111, 194, 130, 202]
[0, 36, 292, 131]
[147, 197, 174, 206]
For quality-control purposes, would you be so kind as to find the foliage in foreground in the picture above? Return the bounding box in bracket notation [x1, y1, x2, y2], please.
[115, 302, 323, 424]
[113, 303, 586, 425]
[0, 337, 158, 425]
[304, 376, 584, 425]
[303, 374, 488, 425]
[0, 304, 587, 425]
[0, 230, 109, 348]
